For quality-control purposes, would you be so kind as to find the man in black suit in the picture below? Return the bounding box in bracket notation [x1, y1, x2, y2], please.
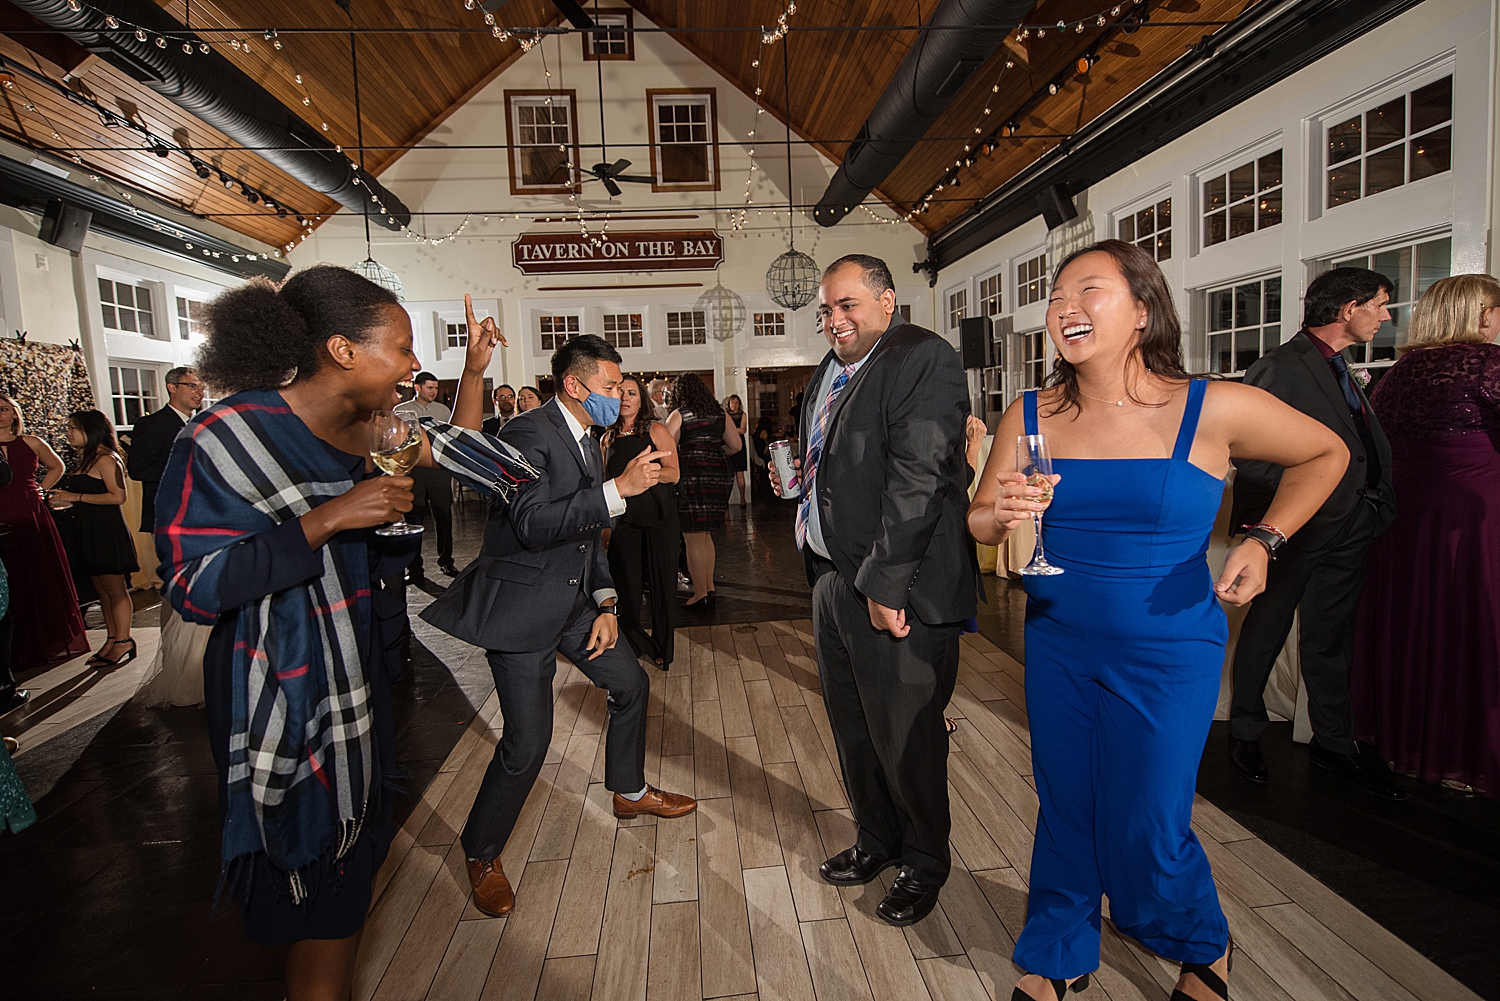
[772, 254, 980, 927]
[126, 366, 204, 532]
[480, 383, 516, 437]
[423, 333, 696, 918]
[1230, 267, 1402, 799]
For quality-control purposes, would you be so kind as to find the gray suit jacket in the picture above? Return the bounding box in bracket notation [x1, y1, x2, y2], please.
[1231, 331, 1396, 554]
[422, 398, 613, 651]
[800, 316, 983, 625]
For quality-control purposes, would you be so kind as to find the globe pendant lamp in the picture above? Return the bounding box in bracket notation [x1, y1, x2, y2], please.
[766, 35, 818, 311]
[696, 280, 747, 342]
[346, 20, 403, 300]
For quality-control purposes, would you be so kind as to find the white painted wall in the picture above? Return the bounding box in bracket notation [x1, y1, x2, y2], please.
[288, 8, 934, 409]
[938, 0, 1494, 417]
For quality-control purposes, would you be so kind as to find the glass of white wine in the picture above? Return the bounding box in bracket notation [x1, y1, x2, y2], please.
[370, 410, 425, 537]
[1016, 433, 1063, 576]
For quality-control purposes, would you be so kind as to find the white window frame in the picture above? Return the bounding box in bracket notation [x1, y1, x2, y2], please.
[1197, 142, 1284, 252]
[665, 309, 707, 347]
[1320, 66, 1454, 213]
[648, 90, 719, 192]
[174, 294, 208, 340]
[582, 10, 633, 60]
[1114, 190, 1174, 262]
[752, 311, 786, 337]
[601, 311, 644, 349]
[1010, 328, 1047, 397]
[1200, 273, 1285, 378]
[946, 287, 967, 332]
[505, 90, 579, 195]
[1016, 251, 1048, 308]
[107, 362, 160, 427]
[537, 311, 581, 352]
[977, 272, 1003, 318]
[98, 273, 163, 340]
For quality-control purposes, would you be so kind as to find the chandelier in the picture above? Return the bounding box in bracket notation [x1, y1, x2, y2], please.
[696, 281, 747, 341]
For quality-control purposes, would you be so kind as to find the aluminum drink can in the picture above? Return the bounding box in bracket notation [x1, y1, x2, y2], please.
[768, 440, 801, 499]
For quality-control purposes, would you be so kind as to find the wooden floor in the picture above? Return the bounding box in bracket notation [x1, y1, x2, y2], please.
[352, 621, 1481, 1001]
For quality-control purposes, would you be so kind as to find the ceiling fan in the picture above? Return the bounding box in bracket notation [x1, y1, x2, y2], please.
[480, 0, 595, 31]
[583, 158, 656, 197]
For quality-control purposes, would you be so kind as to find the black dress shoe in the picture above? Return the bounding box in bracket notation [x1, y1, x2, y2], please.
[1309, 738, 1405, 800]
[0, 689, 29, 715]
[439, 561, 459, 577]
[1228, 736, 1268, 785]
[876, 870, 942, 926]
[819, 846, 897, 886]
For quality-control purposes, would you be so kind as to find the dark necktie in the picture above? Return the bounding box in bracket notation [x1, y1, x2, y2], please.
[1327, 352, 1380, 488]
[581, 432, 601, 483]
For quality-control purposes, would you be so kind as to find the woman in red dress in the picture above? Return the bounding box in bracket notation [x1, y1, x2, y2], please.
[1353, 274, 1500, 798]
[0, 394, 89, 669]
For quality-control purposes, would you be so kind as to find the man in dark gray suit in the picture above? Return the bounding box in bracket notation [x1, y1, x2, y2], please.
[773, 254, 981, 927]
[1230, 267, 1402, 799]
[423, 334, 696, 918]
[126, 366, 203, 532]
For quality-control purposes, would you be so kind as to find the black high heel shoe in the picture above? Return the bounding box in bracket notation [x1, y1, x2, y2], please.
[1010, 973, 1090, 1001]
[1170, 937, 1233, 1001]
[85, 636, 119, 668]
[683, 591, 717, 610]
[97, 638, 138, 669]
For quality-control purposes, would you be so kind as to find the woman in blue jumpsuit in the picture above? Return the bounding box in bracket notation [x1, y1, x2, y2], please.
[969, 241, 1348, 1001]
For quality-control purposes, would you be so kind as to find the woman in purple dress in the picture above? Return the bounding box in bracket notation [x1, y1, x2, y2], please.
[1352, 274, 1500, 798]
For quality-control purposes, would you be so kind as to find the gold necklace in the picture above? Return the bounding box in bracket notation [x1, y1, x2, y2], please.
[1077, 381, 1137, 407]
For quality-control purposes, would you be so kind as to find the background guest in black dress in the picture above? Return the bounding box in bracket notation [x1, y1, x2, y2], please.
[126, 365, 203, 533]
[605, 375, 681, 668]
[672, 374, 742, 609]
[724, 393, 749, 507]
[49, 410, 139, 668]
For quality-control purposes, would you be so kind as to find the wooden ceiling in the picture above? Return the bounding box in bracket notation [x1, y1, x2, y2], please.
[0, 0, 1259, 249]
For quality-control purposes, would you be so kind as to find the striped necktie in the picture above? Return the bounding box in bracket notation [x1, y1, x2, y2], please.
[795, 363, 855, 551]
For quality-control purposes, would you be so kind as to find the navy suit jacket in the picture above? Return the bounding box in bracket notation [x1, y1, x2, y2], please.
[422, 398, 614, 652]
[127, 405, 186, 532]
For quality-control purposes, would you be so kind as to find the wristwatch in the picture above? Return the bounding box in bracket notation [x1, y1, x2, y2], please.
[1241, 523, 1286, 559]
[601, 603, 620, 616]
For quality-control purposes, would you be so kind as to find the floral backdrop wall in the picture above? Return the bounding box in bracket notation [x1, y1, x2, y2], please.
[0, 340, 97, 466]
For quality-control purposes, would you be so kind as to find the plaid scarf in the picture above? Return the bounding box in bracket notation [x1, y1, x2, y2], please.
[156, 391, 537, 900]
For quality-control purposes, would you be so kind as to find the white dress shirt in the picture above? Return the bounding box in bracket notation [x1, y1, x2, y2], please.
[555, 400, 626, 607]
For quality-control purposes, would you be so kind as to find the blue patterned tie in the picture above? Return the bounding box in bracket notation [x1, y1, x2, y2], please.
[795, 364, 855, 551]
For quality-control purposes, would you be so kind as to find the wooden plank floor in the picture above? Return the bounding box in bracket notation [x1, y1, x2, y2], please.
[353, 623, 1481, 1001]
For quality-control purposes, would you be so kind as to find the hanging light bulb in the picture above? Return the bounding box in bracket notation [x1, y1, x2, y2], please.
[105, 15, 119, 28]
[135, 28, 146, 40]
[182, 42, 193, 54]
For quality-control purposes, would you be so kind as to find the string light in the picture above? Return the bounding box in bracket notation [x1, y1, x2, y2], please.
[761, 1, 798, 44]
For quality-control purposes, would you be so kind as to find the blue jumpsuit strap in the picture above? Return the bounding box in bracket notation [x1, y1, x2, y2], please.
[1171, 379, 1207, 462]
[1024, 390, 1039, 436]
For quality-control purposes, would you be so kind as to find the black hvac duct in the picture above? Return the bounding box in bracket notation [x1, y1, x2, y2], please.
[812, 0, 1034, 228]
[8, 0, 411, 230]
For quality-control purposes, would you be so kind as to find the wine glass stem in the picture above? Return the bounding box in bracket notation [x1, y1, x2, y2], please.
[1031, 512, 1047, 566]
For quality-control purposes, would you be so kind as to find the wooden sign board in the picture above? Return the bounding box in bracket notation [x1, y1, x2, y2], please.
[512, 230, 723, 275]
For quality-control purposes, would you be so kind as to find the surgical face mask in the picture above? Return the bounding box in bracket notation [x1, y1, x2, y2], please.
[573, 381, 621, 426]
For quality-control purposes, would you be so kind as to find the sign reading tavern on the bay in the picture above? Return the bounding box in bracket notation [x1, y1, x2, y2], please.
[511, 230, 724, 275]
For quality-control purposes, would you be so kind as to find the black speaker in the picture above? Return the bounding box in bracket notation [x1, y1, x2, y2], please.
[1037, 183, 1078, 230]
[960, 315, 994, 370]
[40, 199, 91, 253]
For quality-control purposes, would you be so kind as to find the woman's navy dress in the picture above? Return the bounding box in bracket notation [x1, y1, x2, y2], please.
[1014, 380, 1230, 978]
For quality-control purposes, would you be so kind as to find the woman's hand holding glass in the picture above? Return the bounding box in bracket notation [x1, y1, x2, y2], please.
[989, 470, 1058, 533]
[369, 411, 425, 536]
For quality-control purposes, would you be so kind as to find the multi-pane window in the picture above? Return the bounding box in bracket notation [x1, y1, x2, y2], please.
[651, 91, 717, 188]
[583, 11, 632, 60]
[175, 296, 206, 340]
[1327, 76, 1452, 208]
[538, 314, 579, 351]
[757, 372, 778, 419]
[1017, 253, 1047, 307]
[947, 289, 967, 331]
[1017, 329, 1046, 392]
[1330, 236, 1451, 364]
[753, 311, 786, 337]
[99, 279, 155, 337]
[446, 322, 468, 349]
[1205, 277, 1282, 376]
[1119, 198, 1172, 261]
[896, 304, 912, 322]
[1202, 150, 1282, 248]
[601, 312, 643, 349]
[666, 310, 707, 346]
[978, 273, 1002, 316]
[108, 365, 159, 427]
[507, 92, 576, 192]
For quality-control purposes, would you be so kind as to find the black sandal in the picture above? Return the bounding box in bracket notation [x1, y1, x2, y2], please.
[85, 636, 119, 668]
[945, 717, 958, 736]
[1170, 938, 1233, 1001]
[1011, 973, 1090, 1001]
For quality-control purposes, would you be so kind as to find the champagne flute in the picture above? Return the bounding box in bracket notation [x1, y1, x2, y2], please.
[370, 410, 425, 537]
[1016, 434, 1063, 576]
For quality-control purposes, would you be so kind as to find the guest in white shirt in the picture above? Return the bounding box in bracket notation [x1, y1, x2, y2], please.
[396, 373, 456, 577]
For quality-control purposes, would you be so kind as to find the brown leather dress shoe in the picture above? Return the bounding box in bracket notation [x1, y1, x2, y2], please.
[612, 785, 698, 819]
[466, 857, 514, 916]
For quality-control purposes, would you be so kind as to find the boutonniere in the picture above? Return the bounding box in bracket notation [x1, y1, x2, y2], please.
[1352, 367, 1372, 390]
